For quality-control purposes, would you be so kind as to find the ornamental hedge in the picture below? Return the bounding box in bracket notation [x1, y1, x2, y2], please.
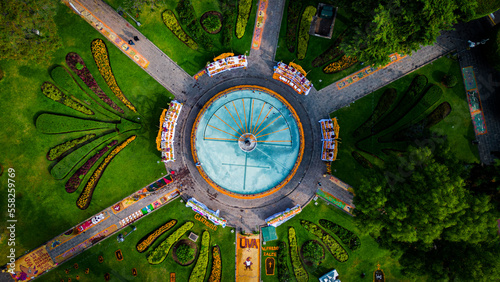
[136, 219, 177, 253]
[147, 221, 194, 264]
[175, 0, 213, 50]
[162, 9, 198, 50]
[297, 6, 316, 60]
[301, 240, 324, 266]
[288, 227, 308, 282]
[285, 0, 303, 53]
[50, 132, 118, 180]
[323, 55, 358, 74]
[442, 74, 458, 88]
[91, 39, 136, 112]
[351, 151, 373, 169]
[47, 134, 95, 161]
[66, 52, 124, 114]
[277, 241, 292, 282]
[311, 32, 345, 67]
[353, 88, 398, 139]
[235, 0, 252, 39]
[50, 66, 87, 98]
[300, 220, 348, 262]
[221, 0, 236, 46]
[189, 231, 211, 282]
[65, 140, 118, 193]
[319, 219, 361, 250]
[36, 113, 114, 134]
[76, 135, 136, 210]
[208, 246, 221, 282]
[41, 82, 94, 115]
[201, 12, 222, 34]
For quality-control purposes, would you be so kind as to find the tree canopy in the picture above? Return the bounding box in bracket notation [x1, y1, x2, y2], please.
[341, 0, 478, 66]
[0, 0, 61, 62]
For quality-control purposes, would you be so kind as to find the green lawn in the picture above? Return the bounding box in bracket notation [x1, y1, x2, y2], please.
[329, 56, 480, 188]
[275, 0, 361, 90]
[104, 0, 258, 76]
[40, 199, 236, 281]
[260, 199, 414, 281]
[0, 2, 174, 265]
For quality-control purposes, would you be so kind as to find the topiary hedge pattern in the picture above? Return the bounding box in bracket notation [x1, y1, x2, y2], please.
[189, 230, 211, 282]
[301, 240, 324, 266]
[235, 0, 252, 39]
[221, 0, 236, 46]
[208, 245, 221, 282]
[351, 151, 373, 169]
[300, 220, 348, 262]
[285, 0, 303, 53]
[175, 0, 213, 50]
[147, 221, 194, 264]
[323, 55, 358, 74]
[353, 88, 398, 139]
[41, 82, 94, 115]
[136, 219, 177, 253]
[311, 32, 345, 67]
[319, 219, 361, 250]
[47, 134, 95, 161]
[288, 227, 308, 282]
[297, 6, 316, 60]
[65, 139, 117, 193]
[76, 135, 136, 210]
[162, 9, 198, 50]
[277, 241, 292, 282]
[36, 113, 114, 135]
[201, 12, 222, 34]
[176, 243, 196, 264]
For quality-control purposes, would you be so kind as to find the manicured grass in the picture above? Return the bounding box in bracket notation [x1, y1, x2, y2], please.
[260, 199, 414, 281]
[41, 199, 236, 281]
[329, 56, 480, 188]
[105, 0, 258, 76]
[275, 0, 360, 90]
[0, 2, 174, 265]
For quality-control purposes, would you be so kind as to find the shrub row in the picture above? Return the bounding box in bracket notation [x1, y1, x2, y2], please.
[47, 134, 95, 161]
[189, 231, 211, 282]
[300, 220, 348, 262]
[221, 0, 236, 46]
[208, 245, 221, 282]
[353, 88, 398, 139]
[319, 219, 361, 250]
[351, 151, 373, 169]
[136, 219, 177, 253]
[175, 0, 213, 50]
[288, 227, 308, 282]
[65, 140, 118, 193]
[76, 135, 136, 210]
[50, 131, 118, 180]
[162, 10, 198, 50]
[277, 241, 292, 282]
[370, 75, 428, 134]
[311, 32, 345, 67]
[66, 52, 124, 114]
[36, 113, 114, 135]
[91, 39, 136, 112]
[41, 82, 94, 115]
[285, 0, 303, 53]
[297, 6, 316, 60]
[323, 55, 358, 74]
[147, 221, 194, 264]
[235, 0, 252, 39]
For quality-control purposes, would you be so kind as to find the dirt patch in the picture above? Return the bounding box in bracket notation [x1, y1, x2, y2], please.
[172, 239, 198, 266]
[200, 11, 223, 34]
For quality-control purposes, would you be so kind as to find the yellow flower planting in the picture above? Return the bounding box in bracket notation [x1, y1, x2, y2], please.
[136, 219, 177, 253]
[323, 55, 358, 74]
[208, 245, 222, 282]
[91, 39, 137, 112]
[76, 135, 136, 209]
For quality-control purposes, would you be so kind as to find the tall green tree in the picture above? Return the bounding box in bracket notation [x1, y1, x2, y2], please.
[0, 0, 61, 62]
[341, 0, 477, 66]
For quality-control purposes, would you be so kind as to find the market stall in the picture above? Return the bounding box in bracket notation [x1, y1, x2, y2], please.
[156, 100, 182, 162]
[319, 118, 339, 161]
[272, 62, 313, 95]
[206, 54, 247, 77]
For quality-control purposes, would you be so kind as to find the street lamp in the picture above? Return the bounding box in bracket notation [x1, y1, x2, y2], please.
[117, 226, 137, 242]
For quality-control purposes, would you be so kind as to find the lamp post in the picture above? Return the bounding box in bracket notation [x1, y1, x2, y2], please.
[117, 226, 137, 242]
[117, 7, 141, 27]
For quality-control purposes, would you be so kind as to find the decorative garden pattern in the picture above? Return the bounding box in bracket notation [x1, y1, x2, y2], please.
[319, 219, 361, 250]
[162, 10, 198, 50]
[236, 0, 252, 38]
[189, 230, 211, 282]
[136, 219, 177, 253]
[297, 6, 316, 60]
[300, 220, 349, 262]
[41, 82, 94, 115]
[288, 227, 308, 282]
[208, 245, 221, 282]
[323, 55, 358, 74]
[47, 134, 96, 161]
[147, 221, 194, 264]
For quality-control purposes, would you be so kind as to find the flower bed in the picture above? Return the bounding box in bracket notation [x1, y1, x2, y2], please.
[91, 39, 136, 112]
[189, 230, 211, 282]
[47, 134, 95, 161]
[76, 135, 136, 210]
[277, 241, 292, 282]
[201, 12, 222, 34]
[147, 221, 194, 264]
[175, 0, 213, 50]
[208, 245, 221, 282]
[297, 6, 316, 60]
[353, 88, 397, 139]
[285, 0, 303, 53]
[319, 219, 361, 250]
[136, 219, 177, 253]
[323, 55, 358, 74]
[300, 220, 348, 262]
[36, 113, 115, 135]
[235, 0, 252, 39]
[311, 32, 345, 67]
[41, 82, 94, 115]
[66, 52, 124, 114]
[288, 227, 308, 282]
[162, 10, 198, 50]
[65, 140, 118, 193]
